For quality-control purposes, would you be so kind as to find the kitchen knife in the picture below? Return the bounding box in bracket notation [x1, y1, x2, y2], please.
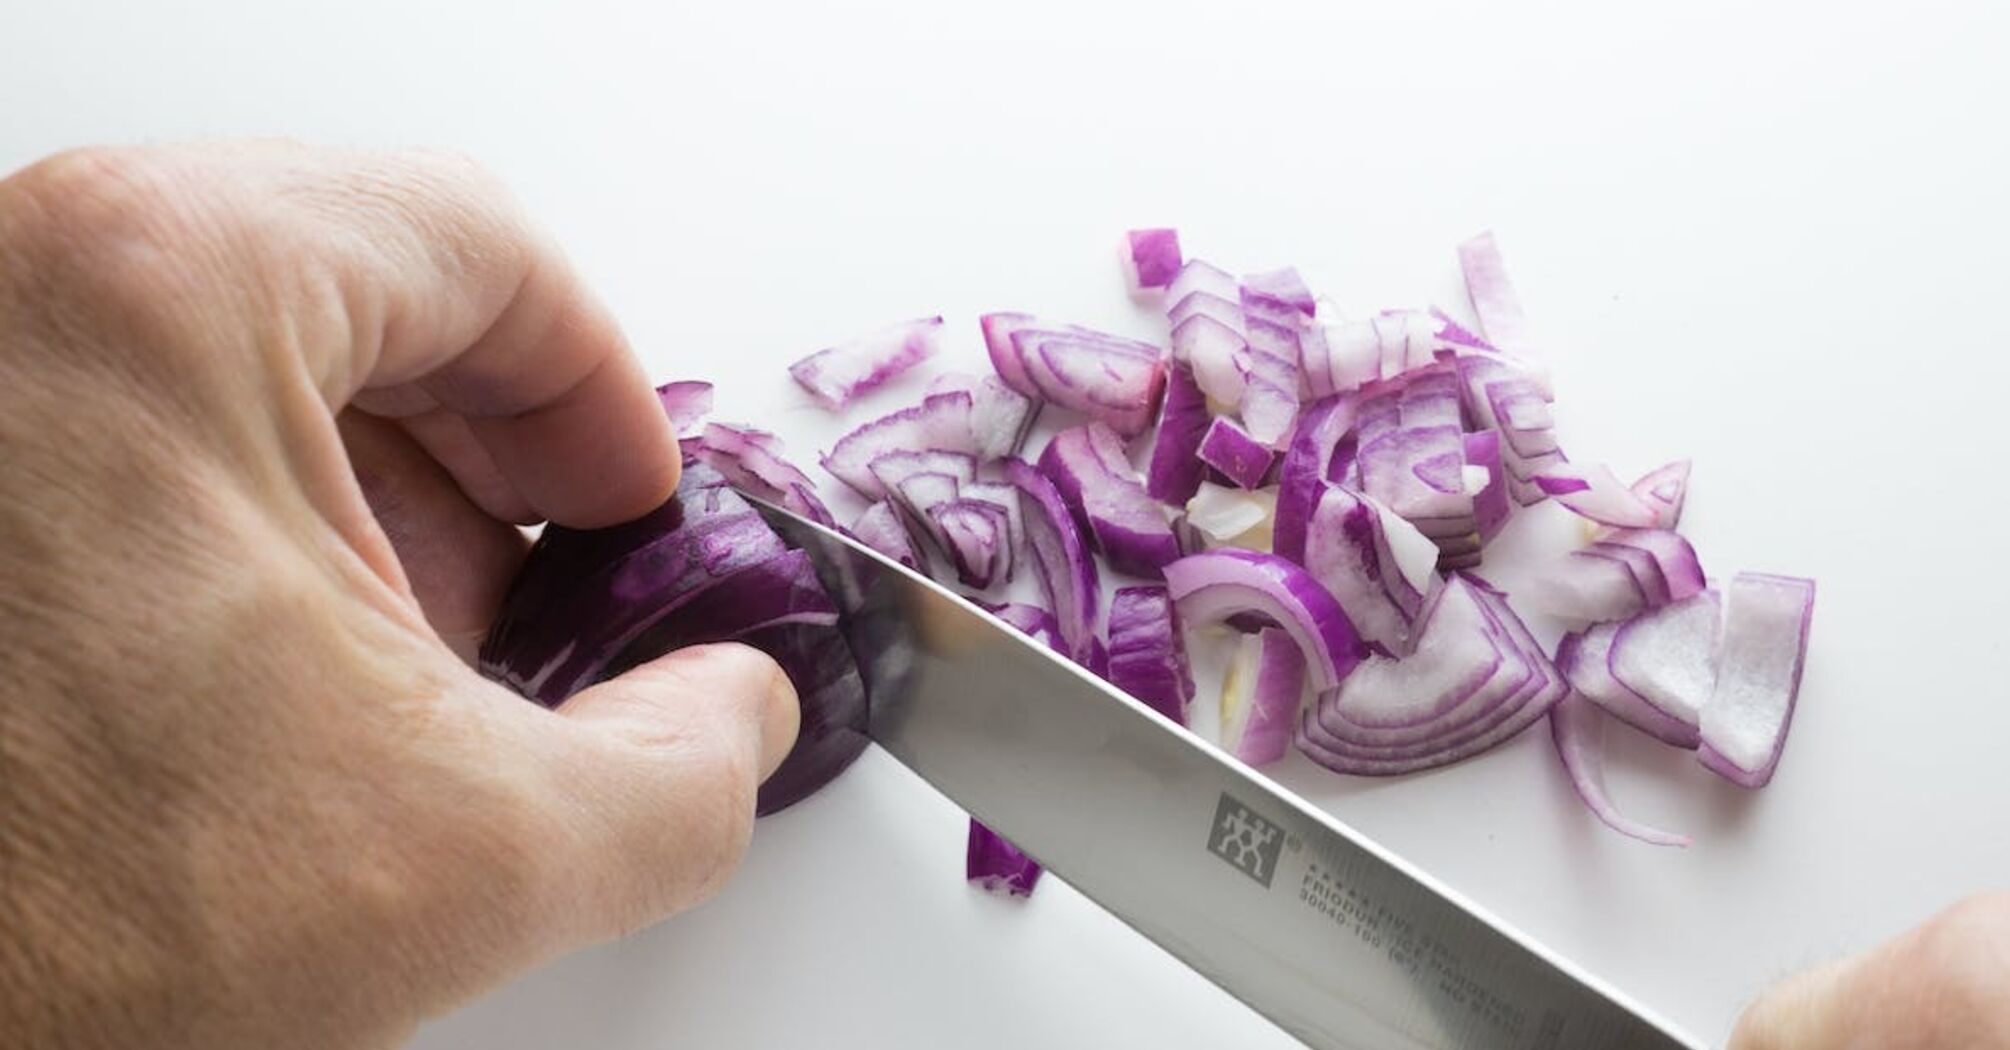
[752, 499, 1704, 1050]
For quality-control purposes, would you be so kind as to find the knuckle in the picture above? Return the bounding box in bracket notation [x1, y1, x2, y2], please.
[4, 146, 188, 260]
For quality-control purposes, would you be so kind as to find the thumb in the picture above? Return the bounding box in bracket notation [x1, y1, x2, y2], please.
[535, 643, 800, 941]
[1726, 955, 1859, 1050]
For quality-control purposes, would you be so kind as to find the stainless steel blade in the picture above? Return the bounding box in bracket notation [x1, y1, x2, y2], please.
[754, 501, 1703, 1050]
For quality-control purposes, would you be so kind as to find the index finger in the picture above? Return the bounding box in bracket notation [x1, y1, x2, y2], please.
[267, 145, 679, 528]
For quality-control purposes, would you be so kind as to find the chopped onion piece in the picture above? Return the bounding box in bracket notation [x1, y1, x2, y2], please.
[1221, 628, 1305, 765]
[1184, 483, 1276, 549]
[1534, 463, 1662, 528]
[867, 449, 978, 497]
[1002, 458, 1102, 665]
[1107, 585, 1196, 725]
[1198, 417, 1275, 490]
[788, 316, 942, 410]
[690, 423, 836, 526]
[1699, 573, 1815, 788]
[1302, 485, 1430, 654]
[1609, 591, 1722, 727]
[1457, 230, 1531, 355]
[928, 499, 1011, 589]
[967, 820, 1043, 897]
[1164, 549, 1364, 691]
[928, 371, 1041, 460]
[821, 391, 978, 498]
[1630, 459, 1692, 529]
[1038, 422, 1181, 578]
[1171, 313, 1250, 406]
[1550, 693, 1691, 846]
[1121, 227, 1184, 298]
[1145, 362, 1212, 506]
[848, 501, 924, 571]
[1555, 625, 1699, 747]
[654, 380, 714, 435]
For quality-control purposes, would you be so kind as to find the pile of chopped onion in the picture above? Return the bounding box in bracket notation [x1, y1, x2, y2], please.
[479, 225, 1817, 882]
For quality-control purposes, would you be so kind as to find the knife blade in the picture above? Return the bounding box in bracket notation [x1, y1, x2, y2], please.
[753, 499, 1704, 1050]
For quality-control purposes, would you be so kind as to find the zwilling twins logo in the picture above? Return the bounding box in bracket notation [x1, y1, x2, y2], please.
[1206, 793, 1284, 887]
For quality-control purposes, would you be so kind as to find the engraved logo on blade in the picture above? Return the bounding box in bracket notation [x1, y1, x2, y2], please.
[1206, 793, 1283, 888]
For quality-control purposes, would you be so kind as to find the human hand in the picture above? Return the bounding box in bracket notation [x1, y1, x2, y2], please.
[1728, 893, 2010, 1049]
[0, 143, 799, 1050]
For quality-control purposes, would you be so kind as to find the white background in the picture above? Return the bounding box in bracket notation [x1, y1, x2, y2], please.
[6, 1, 2009, 1046]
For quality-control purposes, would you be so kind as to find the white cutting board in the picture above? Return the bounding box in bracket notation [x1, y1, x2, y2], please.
[6, 1, 2007, 1046]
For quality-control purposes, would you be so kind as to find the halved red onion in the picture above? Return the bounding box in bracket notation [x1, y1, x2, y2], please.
[1184, 483, 1277, 550]
[1002, 458, 1102, 665]
[788, 316, 943, 410]
[1550, 693, 1690, 847]
[1554, 624, 1700, 747]
[481, 463, 865, 815]
[967, 820, 1043, 897]
[1609, 591, 1722, 727]
[1107, 585, 1196, 725]
[689, 422, 836, 526]
[1171, 312, 1250, 406]
[1037, 422, 1181, 578]
[1534, 463, 1661, 528]
[1457, 230, 1531, 355]
[821, 391, 978, 498]
[1699, 573, 1815, 788]
[654, 380, 715, 435]
[848, 500, 924, 572]
[928, 371, 1042, 460]
[1121, 227, 1184, 299]
[1221, 628, 1305, 766]
[1198, 417, 1275, 491]
[1163, 549, 1364, 691]
[1630, 459, 1691, 529]
[1145, 362, 1212, 506]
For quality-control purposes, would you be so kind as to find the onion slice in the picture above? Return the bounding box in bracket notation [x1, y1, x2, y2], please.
[928, 499, 1011, 589]
[788, 316, 942, 410]
[1184, 483, 1276, 550]
[1550, 693, 1691, 847]
[1699, 573, 1815, 788]
[1164, 549, 1364, 691]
